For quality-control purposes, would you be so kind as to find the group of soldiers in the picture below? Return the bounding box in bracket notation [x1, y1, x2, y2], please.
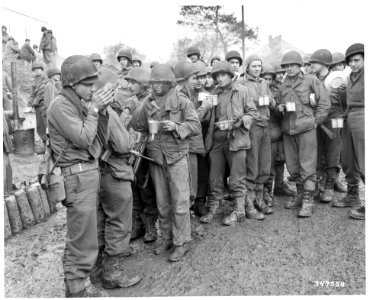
[18, 41, 364, 297]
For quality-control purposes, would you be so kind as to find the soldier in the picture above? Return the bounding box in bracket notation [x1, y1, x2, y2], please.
[276, 51, 330, 217]
[261, 68, 295, 204]
[173, 61, 206, 216]
[125, 68, 158, 242]
[28, 63, 49, 144]
[39, 26, 48, 56]
[274, 66, 285, 85]
[210, 55, 221, 66]
[2, 25, 8, 53]
[204, 66, 216, 92]
[132, 55, 142, 68]
[4, 37, 21, 61]
[90, 79, 141, 289]
[2, 67, 13, 111]
[198, 61, 259, 225]
[187, 46, 201, 63]
[238, 55, 275, 217]
[333, 43, 365, 220]
[302, 53, 313, 75]
[20, 39, 36, 64]
[330, 53, 346, 72]
[225, 50, 243, 79]
[115, 49, 134, 106]
[310, 49, 345, 204]
[47, 55, 113, 297]
[90, 53, 103, 70]
[134, 64, 201, 262]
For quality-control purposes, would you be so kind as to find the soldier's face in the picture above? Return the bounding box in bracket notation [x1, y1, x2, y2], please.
[133, 61, 141, 68]
[262, 74, 273, 86]
[2, 27, 6, 33]
[303, 63, 313, 74]
[33, 68, 43, 76]
[119, 57, 129, 68]
[216, 72, 232, 87]
[151, 82, 170, 96]
[205, 74, 214, 87]
[349, 54, 364, 73]
[184, 74, 196, 90]
[311, 62, 325, 74]
[229, 59, 240, 72]
[331, 63, 345, 71]
[189, 54, 199, 63]
[248, 60, 262, 78]
[194, 74, 206, 89]
[275, 72, 284, 83]
[284, 64, 301, 77]
[52, 74, 61, 82]
[73, 83, 94, 101]
[127, 79, 143, 95]
[93, 60, 102, 69]
[211, 59, 220, 66]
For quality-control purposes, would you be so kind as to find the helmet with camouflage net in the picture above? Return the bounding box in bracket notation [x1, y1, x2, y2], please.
[61, 55, 98, 87]
[150, 64, 176, 83]
[124, 68, 150, 84]
[211, 60, 234, 80]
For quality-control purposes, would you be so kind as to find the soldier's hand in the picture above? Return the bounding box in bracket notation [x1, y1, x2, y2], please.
[277, 104, 286, 112]
[338, 83, 346, 92]
[162, 120, 177, 132]
[91, 89, 114, 112]
[232, 117, 243, 128]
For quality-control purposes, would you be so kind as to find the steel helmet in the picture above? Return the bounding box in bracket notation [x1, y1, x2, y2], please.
[211, 60, 234, 80]
[61, 55, 98, 87]
[210, 55, 221, 65]
[132, 55, 142, 65]
[281, 51, 303, 67]
[193, 61, 207, 76]
[90, 53, 103, 64]
[117, 49, 132, 62]
[345, 43, 364, 65]
[124, 68, 150, 84]
[32, 62, 44, 71]
[260, 67, 276, 80]
[150, 61, 159, 69]
[46, 67, 61, 78]
[225, 50, 243, 65]
[174, 61, 199, 82]
[205, 66, 213, 74]
[187, 46, 200, 58]
[274, 65, 285, 74]
[310, 49, 333, 66]
[331, 52, 346, 65]
[150, 64, 176, 83]
[302, 53, 312, 64]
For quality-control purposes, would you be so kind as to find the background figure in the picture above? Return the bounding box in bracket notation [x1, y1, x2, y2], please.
[20, 39, 36, 64]
[2, 25, 9, 53]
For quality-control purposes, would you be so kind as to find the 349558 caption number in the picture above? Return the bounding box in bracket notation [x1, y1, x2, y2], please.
[313, 281, 345, 287]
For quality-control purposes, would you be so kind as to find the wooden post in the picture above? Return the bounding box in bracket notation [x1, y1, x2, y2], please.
[241, 5, 246, 62]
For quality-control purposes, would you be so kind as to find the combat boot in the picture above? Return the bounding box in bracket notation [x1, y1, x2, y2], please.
[333, 177, 347, 193]
[245, 189, 265, 220]
[298, 191, 314, 218]
[200, 200, 219, 223]
[101, 255, 141, 289]
[140, 213, 157, 243]
[313, 170, 326, 200]
[223, 196, 246, 226]
[168, 243, 190, 262]
[90, 246, 104, 283]
[349, 206, 365, 220]
[64, 278, 109, 298]
[273, 182, 296, 197]
[285, 183, 303, 209]
[153, 239, 174, 255]
[264, 183, 274, 207]
[130, 210, 145, 240]
[332, 184, 360, 208]
[193, 197, 208, 217]
[255, 187, 273, 215]
[320, 178, 334, 203]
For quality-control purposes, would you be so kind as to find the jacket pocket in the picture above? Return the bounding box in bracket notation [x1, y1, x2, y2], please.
[295, 88, 309, 105]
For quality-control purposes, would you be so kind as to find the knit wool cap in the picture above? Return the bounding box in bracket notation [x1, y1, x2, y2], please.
[245, 54, 262, 70]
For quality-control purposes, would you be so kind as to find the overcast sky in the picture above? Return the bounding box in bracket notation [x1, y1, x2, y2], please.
[1, 0, 368, 63]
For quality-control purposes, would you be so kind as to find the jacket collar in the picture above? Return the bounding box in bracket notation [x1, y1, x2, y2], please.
[148, 87, 180, 112]
[61, 87, 86, 118]
[349, 67, 364, 85]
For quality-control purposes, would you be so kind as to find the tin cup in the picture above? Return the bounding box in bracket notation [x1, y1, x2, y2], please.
[264, 96, 270, 106]
[336, 118, 343, 128]
[331, 118, 338, 128]
[286, 102, 296, 112]
[309, 93, 317, 107]
[258, 96, 265, 106]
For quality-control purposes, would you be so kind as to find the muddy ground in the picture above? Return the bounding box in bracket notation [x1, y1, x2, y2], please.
[4, 177, 365, 297]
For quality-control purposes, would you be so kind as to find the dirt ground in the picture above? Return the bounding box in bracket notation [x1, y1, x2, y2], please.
[4, 175, 365, 297]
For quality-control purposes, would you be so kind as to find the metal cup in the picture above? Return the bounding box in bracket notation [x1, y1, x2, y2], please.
[148, 120, 159, 134]
[331, 118, 338, 128]
[198, 92, 208, 101]
[211, 95, 218, 106]
[286, 102, 296, 112]
[264, 96, 270, 106]
[336, 118, 343, 128]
